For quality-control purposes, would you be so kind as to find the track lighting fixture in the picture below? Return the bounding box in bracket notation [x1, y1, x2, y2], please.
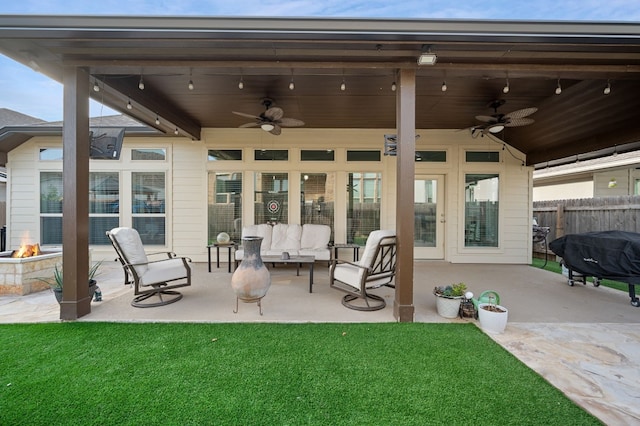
[126, 99, 132, 110]
[441, 81, 447, 92]
[555, 79, 562, 95]
[604, 80, 611, 95]
[93, 81, 100, 92]
[155, 115, 160, 125]
[503, 78, 510, 94]
[391, 81, 397, 91]
[138, 75, 145, 90]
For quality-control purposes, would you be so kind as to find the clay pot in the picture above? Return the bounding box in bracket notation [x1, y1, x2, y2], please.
[231, 236, 271, 314]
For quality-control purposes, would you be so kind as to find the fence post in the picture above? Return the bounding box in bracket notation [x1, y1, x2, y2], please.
[556, 203, 565, 238]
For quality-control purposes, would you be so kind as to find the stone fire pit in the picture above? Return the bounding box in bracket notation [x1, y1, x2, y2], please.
[0, 249, 63, 296]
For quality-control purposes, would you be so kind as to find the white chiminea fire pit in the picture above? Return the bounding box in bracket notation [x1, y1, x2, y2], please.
[0, 249, 63, 296]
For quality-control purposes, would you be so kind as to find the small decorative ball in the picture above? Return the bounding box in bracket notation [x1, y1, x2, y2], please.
[216, 232, 230, 244]
[464, 291, 474, 300]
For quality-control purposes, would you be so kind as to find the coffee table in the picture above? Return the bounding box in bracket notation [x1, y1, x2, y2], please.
[261, 255, 315, 293]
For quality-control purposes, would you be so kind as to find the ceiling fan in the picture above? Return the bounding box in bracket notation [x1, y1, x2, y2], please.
[469, 99, 537, 137]
[232, 98, 305, 135]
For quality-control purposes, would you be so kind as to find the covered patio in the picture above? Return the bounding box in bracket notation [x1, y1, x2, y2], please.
[1, 15, 640, 323]
[1, 259, 639, 424]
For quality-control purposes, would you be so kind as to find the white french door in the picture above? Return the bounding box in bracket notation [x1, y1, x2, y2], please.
[414, 175, 445, 259]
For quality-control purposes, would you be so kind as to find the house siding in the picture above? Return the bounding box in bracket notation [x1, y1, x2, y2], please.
[6, 127, 532, 264]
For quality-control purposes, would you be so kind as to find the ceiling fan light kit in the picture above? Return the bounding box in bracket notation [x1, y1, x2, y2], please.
[232, 98, 305, 136]
[466, 99, 537, 136]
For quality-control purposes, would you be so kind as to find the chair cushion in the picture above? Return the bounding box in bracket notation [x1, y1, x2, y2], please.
[271, 224, 302, 251]
[301, 224, 331, 249]
[299, 248, 330, 261]
[111, 227, 149, 275]
[140, 258, 188, 286]
[241, 224, 272, 250]
[359, 230, 396, 268]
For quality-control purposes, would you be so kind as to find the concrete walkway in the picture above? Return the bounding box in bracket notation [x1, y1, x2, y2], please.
[1, 260, 639, 424]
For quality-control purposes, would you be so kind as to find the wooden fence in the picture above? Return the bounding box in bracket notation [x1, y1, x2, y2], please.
[533, 195, 640, 245]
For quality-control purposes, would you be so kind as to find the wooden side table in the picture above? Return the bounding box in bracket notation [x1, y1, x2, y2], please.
[208, 242, 236, 273]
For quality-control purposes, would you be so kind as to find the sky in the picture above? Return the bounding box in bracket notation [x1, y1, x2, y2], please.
[1, 0, 639, 122]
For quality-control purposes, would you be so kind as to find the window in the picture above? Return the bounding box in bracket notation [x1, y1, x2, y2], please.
[301, 173, 335, 241]
[416, 150, 447, 162]
[208, 149, 242, 161]
[635, 179, 640, 195]
[254, 150, 288, 161]
[255, 172, 288, 224]
[40, 172, 63, 245]
[466, 151, 500, 163]
[347, 150, 380, 162]
[132, 172, 166, 245]
[39, 148, 63, 161]
[40, 172, 119, 245]
[464, 173, 499, 247]
[208, 172, 243, 243]
[89, 173, 120, 245]
[347, 172, 381, 245]
[301, 150, 334, 161]
[131, 148, 166, 160]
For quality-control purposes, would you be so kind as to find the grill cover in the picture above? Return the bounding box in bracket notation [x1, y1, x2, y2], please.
[549, 231, 640, 284]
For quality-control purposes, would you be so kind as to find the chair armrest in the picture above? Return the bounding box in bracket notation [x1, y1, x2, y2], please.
[123, 256, 192, 269]
[146, 251, 178, 259]
[330, 258, 368, 270]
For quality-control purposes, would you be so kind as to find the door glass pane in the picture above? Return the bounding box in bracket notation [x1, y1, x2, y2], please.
[301, 173, 335, 241]
[415, 179, 437, 247]
[208, 172, 243, 243]
[255, 172, 288, 224]
[347, 172, 381, 245]
[465, 173, 499, 247]
[132, 172, 166, 245]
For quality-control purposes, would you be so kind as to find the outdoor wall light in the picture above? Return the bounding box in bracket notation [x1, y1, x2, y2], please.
[417, 45, 437, 65]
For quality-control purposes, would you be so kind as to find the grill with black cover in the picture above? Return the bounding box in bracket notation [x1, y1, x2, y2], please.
[549, 230, 640, 307]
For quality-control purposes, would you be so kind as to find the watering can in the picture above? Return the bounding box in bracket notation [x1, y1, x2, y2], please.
[466, 290, 501, 311]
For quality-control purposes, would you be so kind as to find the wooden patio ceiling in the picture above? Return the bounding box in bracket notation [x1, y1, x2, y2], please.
[2, 16, 640, 165]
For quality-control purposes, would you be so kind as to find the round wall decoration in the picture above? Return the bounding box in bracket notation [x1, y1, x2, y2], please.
[267, 199, 280, 214]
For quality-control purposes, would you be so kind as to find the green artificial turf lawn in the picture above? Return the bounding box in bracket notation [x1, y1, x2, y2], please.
[0, 322, 599, 426]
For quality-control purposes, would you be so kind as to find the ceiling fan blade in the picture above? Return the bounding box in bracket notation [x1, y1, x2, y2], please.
[475, 115, 496, 122]
[505, 117, 535, 127]
[505, 107, 538, 119]
[264, 107, 284, 121]
[232, 111, 261, 119]
[278, 117, 305, 127]
[269, 124, 282, 135]
[239, 122, 261, 128]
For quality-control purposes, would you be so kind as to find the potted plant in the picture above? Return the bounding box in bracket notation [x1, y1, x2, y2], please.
[34, 261, 102, 304]
[433, 282, 467, 318]
[478, 293, 508, 334]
